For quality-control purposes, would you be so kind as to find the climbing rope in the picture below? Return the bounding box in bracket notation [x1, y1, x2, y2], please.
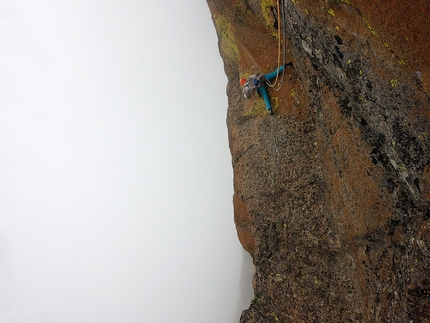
[267, 0, 282, 86]
[266, 0, 287, 91]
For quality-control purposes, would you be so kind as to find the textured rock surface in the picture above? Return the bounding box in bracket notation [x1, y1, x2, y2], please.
[207, 0, 430, 322]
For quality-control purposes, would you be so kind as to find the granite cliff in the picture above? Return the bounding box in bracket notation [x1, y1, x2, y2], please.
[207, 0, 430, 322]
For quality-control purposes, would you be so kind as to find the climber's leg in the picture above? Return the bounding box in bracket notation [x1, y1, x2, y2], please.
[259, 85, 272, 112]
[265, 65, 285, 81]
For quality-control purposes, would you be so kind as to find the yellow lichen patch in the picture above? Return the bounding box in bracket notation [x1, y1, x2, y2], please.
[270, 312, 280, 322]
[291, 0, 297, 4]
[291, 88, 296, 97]
[261, 0, 275, 27]
[418, 132, 428, 142]
[399, 59, 407, 66]
[236, 0, 248, 13]
[362, 16, 379, 37]
[272, 96, 279, 110]
[244, 99, 267, 116]
[328, 8, 335, 16]
[391, 79, 399, 87]
[340, 0, 350, 4]
[276, 273, 286, 282]
[397, 164, 408, 172]
[214, 15, 240, 63]
[240, 68, 254, 80]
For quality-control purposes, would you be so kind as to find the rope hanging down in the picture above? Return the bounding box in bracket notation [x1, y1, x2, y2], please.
[266, 0, 287, 91]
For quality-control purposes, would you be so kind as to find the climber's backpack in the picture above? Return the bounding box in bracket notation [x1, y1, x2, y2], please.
[242, 73, 267, 99]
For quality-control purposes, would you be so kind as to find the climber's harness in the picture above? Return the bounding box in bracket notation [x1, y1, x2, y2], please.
[242, 74, 268, 99]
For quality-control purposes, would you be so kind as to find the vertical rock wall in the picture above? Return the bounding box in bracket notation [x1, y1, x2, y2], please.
[207, 0, 430, 322]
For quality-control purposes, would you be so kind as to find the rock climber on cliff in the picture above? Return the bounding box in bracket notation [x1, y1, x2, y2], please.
[239, 62, 293, 115]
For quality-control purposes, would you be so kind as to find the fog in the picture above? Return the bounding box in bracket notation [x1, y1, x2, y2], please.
[0, 1, 254, 322]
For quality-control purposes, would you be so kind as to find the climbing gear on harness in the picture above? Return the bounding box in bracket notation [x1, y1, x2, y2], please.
[241, 74, 267, 99]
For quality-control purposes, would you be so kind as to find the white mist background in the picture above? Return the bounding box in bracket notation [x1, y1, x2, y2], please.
[0, 1, 254, 322]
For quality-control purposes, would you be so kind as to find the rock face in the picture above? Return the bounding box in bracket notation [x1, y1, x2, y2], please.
[206, 0, 430, 322]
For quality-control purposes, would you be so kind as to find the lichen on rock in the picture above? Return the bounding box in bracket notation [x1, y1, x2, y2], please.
[214, 14, 240, 64]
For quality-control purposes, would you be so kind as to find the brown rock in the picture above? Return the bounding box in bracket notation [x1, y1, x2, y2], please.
[207, 0, 430, 322]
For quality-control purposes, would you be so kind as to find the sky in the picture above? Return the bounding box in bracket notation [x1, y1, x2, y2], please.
[0, 1, 254, 322]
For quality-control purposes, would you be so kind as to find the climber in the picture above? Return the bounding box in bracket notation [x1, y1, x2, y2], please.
[239, 62, 292, 115]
